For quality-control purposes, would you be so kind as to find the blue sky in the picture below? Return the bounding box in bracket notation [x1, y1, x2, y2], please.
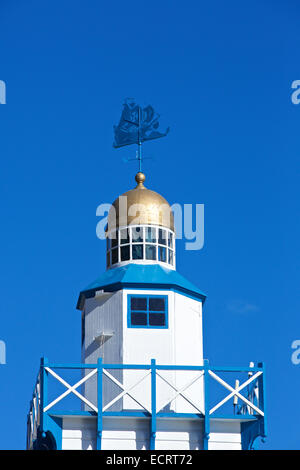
[0, 0, 299, 449]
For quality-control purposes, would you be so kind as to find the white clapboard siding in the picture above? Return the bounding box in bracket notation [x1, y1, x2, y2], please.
[60, 415, 245, 450]
[102, 439, 148, 450]
[83, 291, 123, 411]
[62, 438, 95, 450]
[62, 417, 97, 450]
[208, 420, 242, 450]
[209, 442, 241, 450]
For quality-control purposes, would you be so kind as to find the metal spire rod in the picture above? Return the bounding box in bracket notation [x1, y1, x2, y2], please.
[137, 106, 142, 172]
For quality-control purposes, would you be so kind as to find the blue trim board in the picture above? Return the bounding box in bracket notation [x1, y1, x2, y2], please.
[47, 415, 62, 450]
[150, 359, 157, 450]
[76, 264, 206, 309]
[40, 357, 48, 433]
[49, 411, 97, 416]
[97, 357, 103, 450]
[241, 418, 265, 450]
[104, 411, 150, 417]
[45, 363, 264, 372]
[203, 359, 210, 450]
[47, 411, 258, 420]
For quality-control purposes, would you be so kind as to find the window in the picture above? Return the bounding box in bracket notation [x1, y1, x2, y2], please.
[158, 246, 166, 262]
[106, 225, 175, 268]
[158, 228, 167, 245]
[111, 247, 118, 264]
[145, 227, 156, 243]
[146, 244, 156, 260]
[132, 226, 143, 243]
[128, 295, 168, 328]
[121, 245, 130, 261]
[132, 244, 144, 259]
[168, 249, 174, 265]
[111, 231, 118, 248]
[168, 232, 173, 248]
[120, 228, 130, 245]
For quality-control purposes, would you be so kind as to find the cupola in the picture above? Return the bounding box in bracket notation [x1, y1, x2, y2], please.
[105, 172, 175, 270]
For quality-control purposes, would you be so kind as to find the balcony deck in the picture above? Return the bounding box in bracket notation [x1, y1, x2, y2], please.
[27, 358, 266, 450]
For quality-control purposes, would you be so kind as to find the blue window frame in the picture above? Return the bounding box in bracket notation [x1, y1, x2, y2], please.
[127, 295, 168, 329]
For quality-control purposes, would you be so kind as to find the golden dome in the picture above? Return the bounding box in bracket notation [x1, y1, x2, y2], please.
[107, 172, 174, 232]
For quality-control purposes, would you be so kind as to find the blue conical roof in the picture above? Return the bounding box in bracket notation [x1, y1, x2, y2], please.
[77, 264, 206, 309]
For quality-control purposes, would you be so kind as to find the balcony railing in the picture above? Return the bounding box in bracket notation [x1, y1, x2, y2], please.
[27, 358, 266, 450]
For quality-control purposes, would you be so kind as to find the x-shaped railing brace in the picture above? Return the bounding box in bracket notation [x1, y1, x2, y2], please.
[30, 379, 41, 439]
[43, 367, 98, 413]
[42, 367, 264, 418]
[208, 370, 264, 416]
[102, 369, 151, 413]
[155, 371, 205, 414]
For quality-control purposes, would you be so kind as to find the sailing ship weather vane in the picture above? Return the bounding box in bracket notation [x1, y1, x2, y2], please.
[113, 98, 170, 172]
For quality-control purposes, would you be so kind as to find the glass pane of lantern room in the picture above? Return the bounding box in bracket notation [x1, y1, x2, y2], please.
[111, 248, 118, 264]
[120, 228, 130, 245]
[111, 230, 118, 248]
[158, 229, 167, 245]
[132, 244, 144, 259]
[146, 244, 156, 260]
[132, 226, 143, 243]
[145, 227, 157, 243]
[158, 246, 166, 262]
[121, 245, 130, 261]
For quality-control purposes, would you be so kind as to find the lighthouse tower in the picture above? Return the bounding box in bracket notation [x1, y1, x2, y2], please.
[78, 172, 206, 422]
[27, 170, 267, 451]
[27, 102, 266, 451]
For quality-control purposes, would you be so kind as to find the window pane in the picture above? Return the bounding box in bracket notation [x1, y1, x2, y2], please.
[120, 228, 130, 245]
[111, 230, 118, 248]
[106, 237, 111, 251]
[132, 244, 144, 259]
[106, 251, 110, 268]
[158, 246, 166, 262]
[131, 312, 147, 325]
[168, 232, 173, 248]
[132, 226, 143, 243]
[149, 297, 165, 311]
[111, 248, 118, 264]
[168, 249, 174, 266]
[146, 244, 156, 260]
[149, 313, 166, 326]
[158, 229, 167, 245]
[131, 297, 147, 311]
[145, 227, 156, 243]
[121, 245, 130, 261]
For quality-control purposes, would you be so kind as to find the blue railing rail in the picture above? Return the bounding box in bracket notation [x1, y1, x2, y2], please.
[27, 368, 42, 450]
[27, 358, 266, 450]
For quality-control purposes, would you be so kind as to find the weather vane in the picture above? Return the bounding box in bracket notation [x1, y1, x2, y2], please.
[113, 98, 170, 172]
